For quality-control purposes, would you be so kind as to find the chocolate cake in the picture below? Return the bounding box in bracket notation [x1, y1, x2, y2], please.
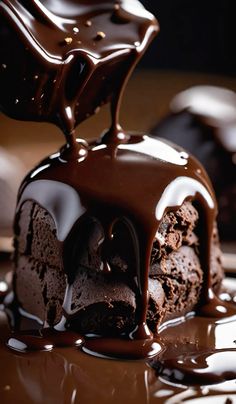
[10, 121, 230, 351]
[151, 86, 236, 240]
[14, 197, 223, 334]
[1, 0, 236, 398]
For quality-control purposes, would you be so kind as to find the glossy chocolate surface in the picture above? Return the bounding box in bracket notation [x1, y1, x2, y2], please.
[1, 257, 236, 403]
[0, 0, 158, 136]
[1, 0, 236, 399]
[16, 130, 230, 343]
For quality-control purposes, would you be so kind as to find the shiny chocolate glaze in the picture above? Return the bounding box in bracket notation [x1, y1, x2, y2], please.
[15, 133, 229, 342]
[11, 130, 236, 365]
[0, 0, 158, 138]
[1, 0, 236, 396]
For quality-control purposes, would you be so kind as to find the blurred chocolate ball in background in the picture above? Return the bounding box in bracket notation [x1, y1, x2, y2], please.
[151, 86, 236, 241]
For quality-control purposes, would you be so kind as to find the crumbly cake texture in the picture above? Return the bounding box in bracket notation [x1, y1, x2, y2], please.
[13, 200, 223, 334]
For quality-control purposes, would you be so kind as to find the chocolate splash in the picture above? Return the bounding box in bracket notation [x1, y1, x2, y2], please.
[1, 0, 236, 390]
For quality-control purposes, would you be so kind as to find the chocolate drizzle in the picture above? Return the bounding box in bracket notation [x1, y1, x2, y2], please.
[1, 0, 236, 390]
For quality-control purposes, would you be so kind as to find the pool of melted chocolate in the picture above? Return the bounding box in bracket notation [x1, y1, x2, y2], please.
[1, 255, 236, 403]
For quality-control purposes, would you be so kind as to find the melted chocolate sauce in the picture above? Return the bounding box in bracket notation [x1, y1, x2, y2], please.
[151, 348, 236, 385]
[0, 0, 158, 138]
[7, 333, 54, 352]
[1, 0, 236, 395]
[17, 132, 228, 343]
[1, 279, 236, 401]
[149, 310, 236, 387]
[7, 328, 83, 352]
[82, 336, 163, 360]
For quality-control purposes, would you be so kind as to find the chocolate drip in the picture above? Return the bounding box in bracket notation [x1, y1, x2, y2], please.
[16, 133, 227, 345]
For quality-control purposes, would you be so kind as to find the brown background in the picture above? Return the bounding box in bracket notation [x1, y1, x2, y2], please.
[1, 70, 236, 172]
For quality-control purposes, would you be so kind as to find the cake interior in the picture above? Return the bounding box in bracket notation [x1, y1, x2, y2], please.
[14, 199, 223, 335]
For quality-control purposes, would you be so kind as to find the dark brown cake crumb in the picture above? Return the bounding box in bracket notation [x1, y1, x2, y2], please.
[13, 200, 223, 333]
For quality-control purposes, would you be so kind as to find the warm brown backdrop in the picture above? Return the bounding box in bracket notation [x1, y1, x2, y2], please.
[1, 70, 236, 171]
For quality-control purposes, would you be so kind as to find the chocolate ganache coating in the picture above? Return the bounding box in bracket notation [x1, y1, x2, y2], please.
[0, 0, 158, 136]
[13, 133, 224, 343]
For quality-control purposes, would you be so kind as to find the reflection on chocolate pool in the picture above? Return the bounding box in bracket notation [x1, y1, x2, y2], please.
[1, 288, 236, 403]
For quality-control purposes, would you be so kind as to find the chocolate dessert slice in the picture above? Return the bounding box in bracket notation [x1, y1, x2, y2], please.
[12, 132, 223, 337]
